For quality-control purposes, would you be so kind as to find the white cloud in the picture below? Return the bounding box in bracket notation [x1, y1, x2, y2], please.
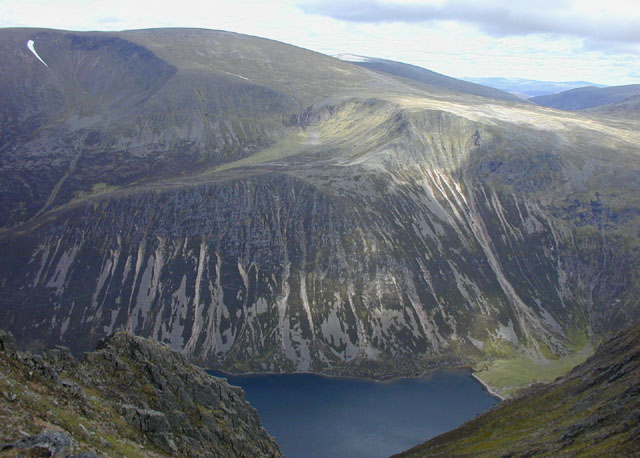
[299, 0, 640, 44]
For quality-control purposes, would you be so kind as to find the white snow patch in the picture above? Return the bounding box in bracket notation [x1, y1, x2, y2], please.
[27, 40, 48, 67]
[103, 309, 119, 335]
[299, 274, 315, 338]
[60, 316, 70, 336]
[222, 71, 250, 81]
[238, 261, 249, 290]
[334, 53, 371, 62]
[256, 297, 268, 314]
[91, 259, 113, 309]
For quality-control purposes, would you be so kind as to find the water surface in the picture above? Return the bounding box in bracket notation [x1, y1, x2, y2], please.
[209, 369, 498, 458]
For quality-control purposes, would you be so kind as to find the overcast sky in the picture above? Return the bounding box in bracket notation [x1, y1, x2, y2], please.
[2, 0, 639, 85]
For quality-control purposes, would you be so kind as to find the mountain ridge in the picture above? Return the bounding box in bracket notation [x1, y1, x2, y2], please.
[531, 84, 640, 111]
[334, 54, 523, 102]
[1, 27, 639, 384]
[461, 76, 607, 98]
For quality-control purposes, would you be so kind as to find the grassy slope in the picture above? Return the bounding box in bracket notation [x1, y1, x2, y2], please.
[345, 56, 522, 102]
[119, 28, 415, 107]
[473, 345, 593, 399]
[395, 324, 640, 457]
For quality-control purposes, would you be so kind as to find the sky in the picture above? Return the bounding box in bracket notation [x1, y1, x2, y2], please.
[1, 0, 640, 85]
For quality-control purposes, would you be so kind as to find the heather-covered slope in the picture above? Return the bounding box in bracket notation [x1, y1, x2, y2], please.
[0, 330, 282, 457]
[395, 323, 640, 457]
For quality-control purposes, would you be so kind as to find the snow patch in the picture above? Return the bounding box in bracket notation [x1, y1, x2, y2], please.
[27, 39, 48, 67]
[334, 53, 371, 63]
[222, 71, 250, 81]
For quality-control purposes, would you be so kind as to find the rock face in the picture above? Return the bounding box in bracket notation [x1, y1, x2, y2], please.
[1, 28, 640, 376]
[0, 329, 282, 457]
[394, 323, 640, 457]
[1, 430, 73, 457]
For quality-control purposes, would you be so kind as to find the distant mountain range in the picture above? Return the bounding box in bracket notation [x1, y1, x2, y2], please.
[460, 76, 608, 98]
[531, 84, 640, 111]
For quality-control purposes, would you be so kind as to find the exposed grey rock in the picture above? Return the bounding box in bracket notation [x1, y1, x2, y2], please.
[43, 346, 77, 371]
[121, 404, 170, 433]
[0, 329, 17, 355]
[1, 430, 72, 457]
[0, 330, 282, 457]
[87, 333, 282, 457]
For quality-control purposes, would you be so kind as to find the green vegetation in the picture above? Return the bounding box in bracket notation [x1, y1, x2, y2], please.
[473, 343, 593, 398]
[397, 324, 640, 457]
[211, 129, 307, 171]
[474, 329, 593, 398]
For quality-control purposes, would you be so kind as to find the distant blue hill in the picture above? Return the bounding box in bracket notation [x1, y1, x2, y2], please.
[460, 77, 607, 98]
[530, 84, 640, 111]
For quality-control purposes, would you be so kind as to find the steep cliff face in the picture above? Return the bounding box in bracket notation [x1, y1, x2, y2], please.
[1, 28, 640, 376]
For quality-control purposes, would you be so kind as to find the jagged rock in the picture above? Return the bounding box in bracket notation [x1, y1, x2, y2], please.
[0, 330, 17, 355]
[152, 432, 178, 454]
[1, 430, 72, 457]
[43, 346, 77, 372]
[121, 404, 170, 433]
[0, 330, 282, 457]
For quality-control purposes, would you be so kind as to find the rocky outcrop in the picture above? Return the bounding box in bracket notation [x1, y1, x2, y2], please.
[1, 430, 73, 457]
[0, 329, 282, 457]
[395, 323, 640, 457]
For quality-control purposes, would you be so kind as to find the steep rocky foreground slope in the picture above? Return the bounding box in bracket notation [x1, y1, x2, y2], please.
[1, 28, 640, 377]
[395, 323, 640, 457]
[0, 330, 281, 457]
